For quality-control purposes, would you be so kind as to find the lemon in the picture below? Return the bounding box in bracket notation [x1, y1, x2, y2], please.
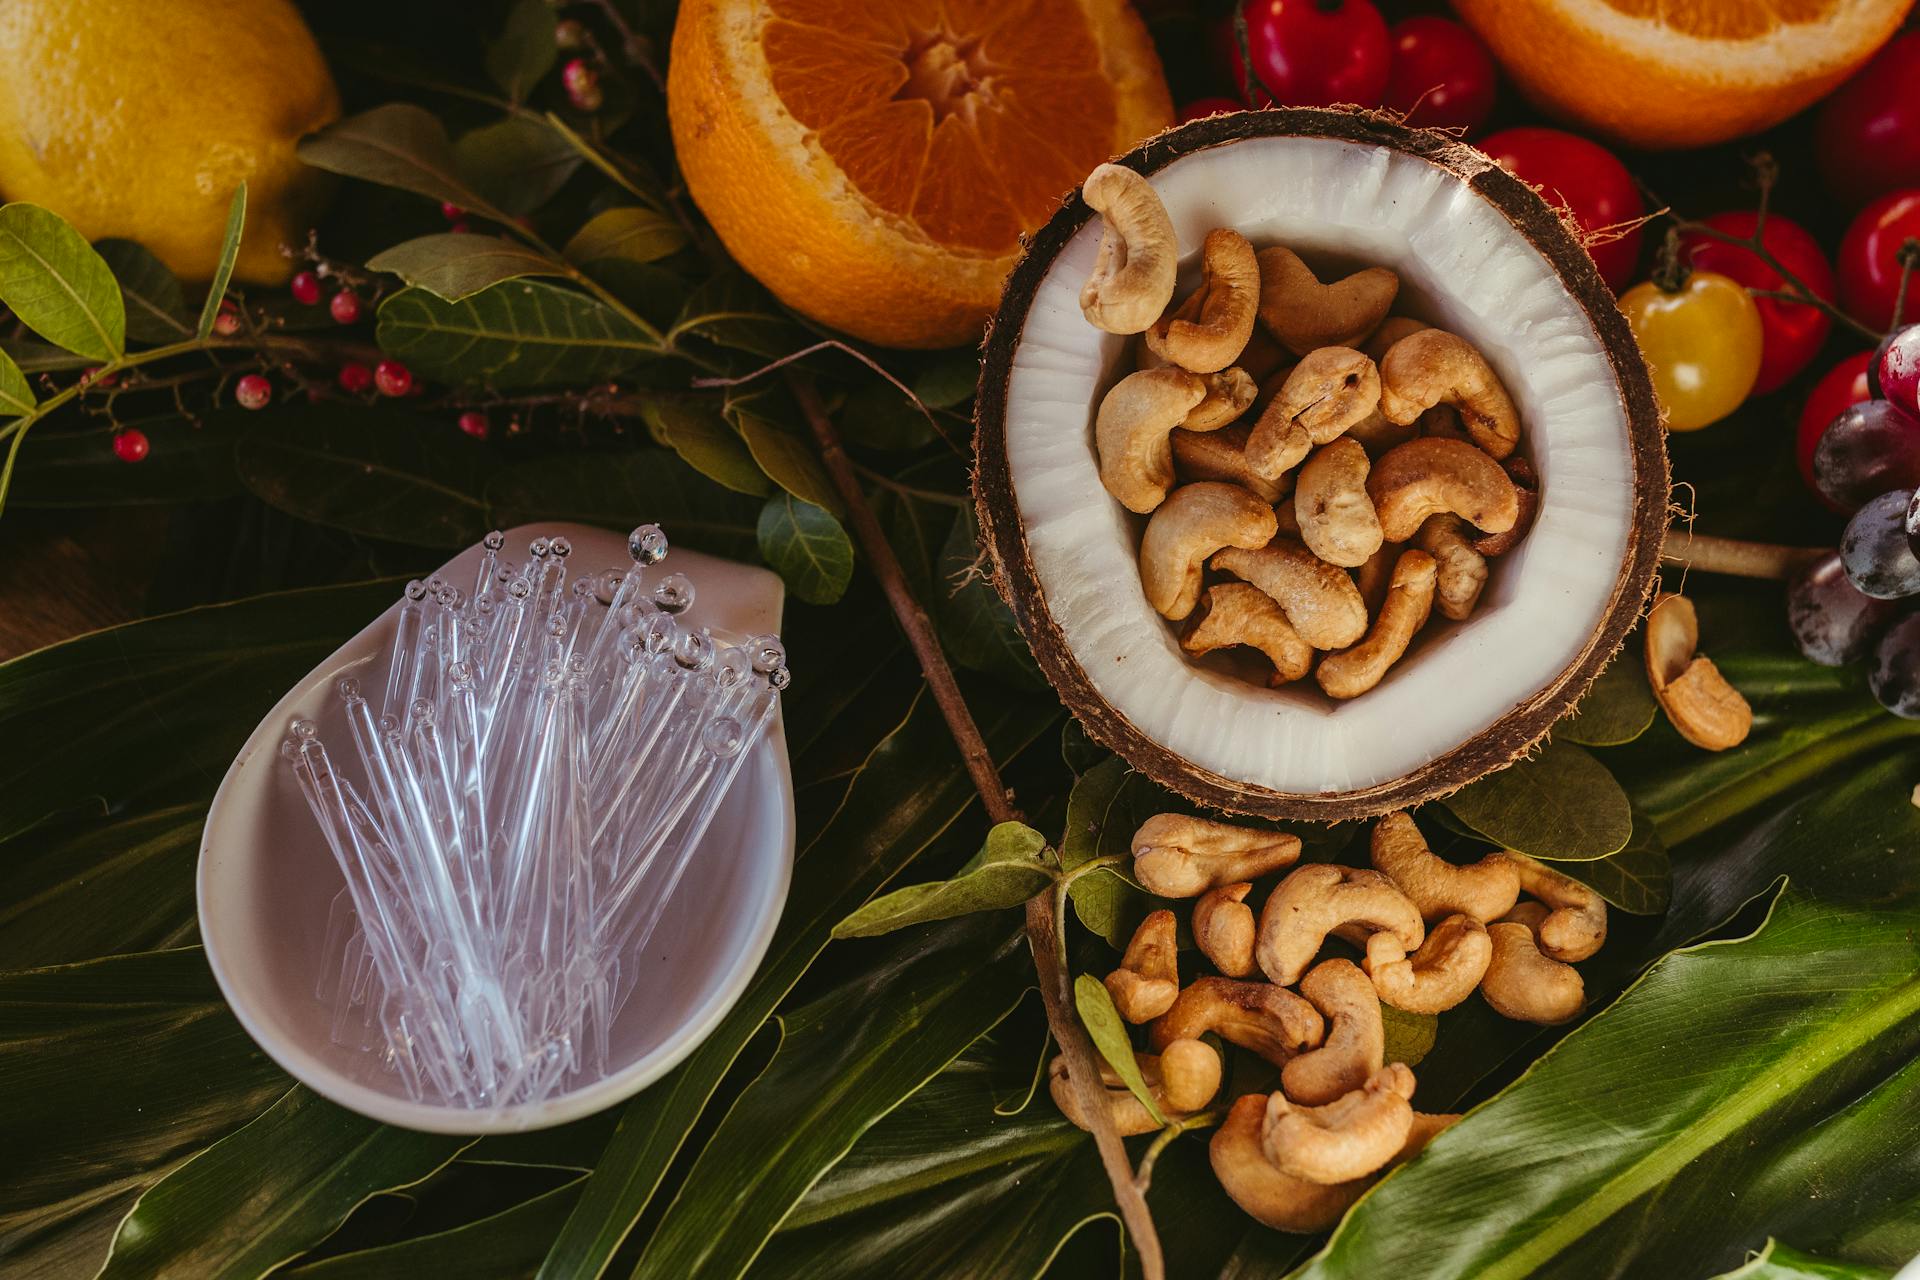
[0, 0, 339, 284]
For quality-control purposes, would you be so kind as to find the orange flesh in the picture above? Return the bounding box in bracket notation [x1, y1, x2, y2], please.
[1597, 0, 1839, 38]
[762, 0, 1118, 251]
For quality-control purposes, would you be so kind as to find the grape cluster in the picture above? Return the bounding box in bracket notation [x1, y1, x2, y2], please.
[1796, 324, 1920, 717]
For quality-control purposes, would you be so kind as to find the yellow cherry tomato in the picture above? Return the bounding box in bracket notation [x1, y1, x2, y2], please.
[1618, 270, 1765, 432]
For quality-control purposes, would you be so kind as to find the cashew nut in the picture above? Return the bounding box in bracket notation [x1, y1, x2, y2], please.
[1151, 976, 1326, 1064]
[1645, 592, 1753, 752]
[1256, 863, 1424, 986]
[1471, 456, 1537, 557]
[1355, 544, 1394, 618]
[1481, 906, 1585, 1024]
[1367, 437, 1520, 543]
[1105, 909, 1179, 1023]
[1273, 496, 1303, 539]
[1132, 813, 1303, 897]
[1262, 1062, 1416, 1185]
[1182, 367, 1259, 430]
[1047, 1038, 1221, 1135]
[1368, 812, 1519, 922]
[1316, 548, 1436, 699]
[1255, 247, 1399, 355]
[1295, 438, 1384, 568]
[1238, 321, 1291, 383]
[1344, 404, 1421, 456]
[1360, 315, 1430, 363]
[1079, 163, 1177, 335]
[1096, 368, 1208, 513]
[1245, 347, 1383, 480]
[1364, 914, 1492, 1014]
[1281, 959, 1385, 1106]
[1171, 423, 1286, 503]
[1378, 329, 1521, 460]
[1140, 482, 1278, 620]
[1145, 228, 1260, 373]
[1194, 882, 1257, 977]
[1211, 540, 1370, 651]
[1510, 856, 1608, 962]
[1416, 514, 1490, 621]
[1181, 582, 1315, 686]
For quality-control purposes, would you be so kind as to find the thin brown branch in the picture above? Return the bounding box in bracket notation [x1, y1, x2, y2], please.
[1661, 529, 1824, 580]
[785, 368, 1166, 1280]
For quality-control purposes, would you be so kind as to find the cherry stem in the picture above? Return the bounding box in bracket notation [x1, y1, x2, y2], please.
[1891, 238, 1920, 330]
[1649, 226, 1689, 293]
[1661, 529, 1824, 581]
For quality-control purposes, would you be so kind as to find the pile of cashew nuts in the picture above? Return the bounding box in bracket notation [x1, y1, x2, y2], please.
[1079, 163, 1538, 699]
[1048, 807, 1609, 1231]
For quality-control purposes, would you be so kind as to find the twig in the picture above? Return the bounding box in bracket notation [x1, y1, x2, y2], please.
[1135, 1110, 1222, 1196]
[1661, 529, 1823, 580]
[784, 369, 1167, 1280]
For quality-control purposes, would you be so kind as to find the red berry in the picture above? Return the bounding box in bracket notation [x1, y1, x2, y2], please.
[1797, 351, 1874, 504]
[1220, 0, 1390, 110]
[1838, 190, 1920, 331]
[374, 359, 413, 397]
[1178, 96, 1243, 125]
[329, 290, 363, 325]
[563, 58, 604, 112]
[1383, 16, 1496, 135]
[449, 220, 473, 235]
[337, 361, 374, 394]
[290, 271, 322, 306]
[1816, 34, 1920, 209]
[440, 201, 465, 221]
[1478, 127, 1643, 293]
[234, 373, 272, 410]
[1680, 212, 1835, 395]
[212, 301, 242, 337]
[113, 429, 150, 463]
[81, 366, 120, 389]
[1877, 324, 1920, 419]
[457, 410, 490, 439]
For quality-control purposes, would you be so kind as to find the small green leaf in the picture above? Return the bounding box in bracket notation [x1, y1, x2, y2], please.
[1560, 650, 1658, 747]
[1072, 974, 1165, 1127]
[93, 239, 190, 343]
[1544, 807, 1671, 914]
[454, 117, 581, 217]
[670, 271, 804, 358]
[734, 409, 840, 512]
[0, 347, 33, 416]
[564, 206, 688, 266]
[640, 398, 771, 497]
[757, 492, 854, 606]
[935, 508, 1046, 691]
[838, 379, 941, 452]
[365, 233, 564, 301]
[1060, 757, 1159, 947]
[1710, 1240, 1895, 1280]
[194, 184, 245, 339]
[298, 104, 509, 223]
[376, 280, 660, 389]
[0, 203, 126, 360]
[912, 350, 979, 409]
[1444, 739, 1633, 860]
[1381, 1004, 1437, 1067]
[485, 0, 558, 102]
[833, 822, 1052, 937]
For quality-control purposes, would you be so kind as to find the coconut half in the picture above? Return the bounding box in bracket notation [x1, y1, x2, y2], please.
[974, 109, 1666, 820]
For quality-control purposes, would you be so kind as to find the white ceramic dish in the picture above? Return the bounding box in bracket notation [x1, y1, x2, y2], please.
[197, 522, 794, 1134]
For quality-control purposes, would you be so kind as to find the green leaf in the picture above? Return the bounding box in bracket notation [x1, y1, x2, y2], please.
[280, 1179, 584, 1280]
[1546, 807, 1671, 914]
[669, 272, 803, 359]
[757, 493, 854, 606]
[1, 339, 89, 373]
[194, 184, 245, 340]
[563, 206, 687, 267]
[1059, 757, 1159, 948]
[235, 405, 490, 548]
[0, 347, 33, 417]
[483, 449, 762, 561]
[453, 118, 581, 218]
[732, 408, 839, 512]
[638, 398, 771, 497]
[1381, 1004, 1436, 1068]
[6, 416, 242, 508]
[1293, 887, 1920, 1280]
[1711, 1241, 1896, 1280]
[1558, 650, 1657, 746]
[0, 203, 125, 360]
[0, 803, 201, 970]
[93, 239, 190, 344]
[376, 280, 660, 389]
[833, 821, 1052, 937]
[911, 350, 979, 409]
[577, 258, 688, 331]
[298, 104, 510, 224]
[1443, 738, 1632, 860]
[485, 0, 558, 103]
[837, 379, 942, 452]
[1073, 974, 1165, 1126]
[99, 1088, 469, 1279]
[365, 234, 564, 302]
[934, 508, 1046, 691]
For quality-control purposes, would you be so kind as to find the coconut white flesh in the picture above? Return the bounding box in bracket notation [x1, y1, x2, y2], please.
[1003, 137, 1633, 795]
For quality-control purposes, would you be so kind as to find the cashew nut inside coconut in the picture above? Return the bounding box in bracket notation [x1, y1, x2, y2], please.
[1194, 882, 1258, 977]
[1365, 914, 1492, 1014]
[1367, 436, 1521, 543]
[1047, 1037, 1222, 1136]
[1181, 367, 1259, 430]
[1095, 368, 1208, 514]
[1510, 856, 1608, 962]
[1416, 514, 1490, 621]
[1150, 976, 1325, 1065]
[1140, 482, 1279, 620]
[1210, 539, 1370, 651]
[1262, 1062, 1416, 1185]
[1315, 548, 1437, 699]
[1481, 903, 1585, 1025]
[1472, 456, 1538, 557]
[1171, 424, 1287, 502]
[1360, 315, 1430, 363]
[1255, 246, 1399, 355]
[1181, 583, 1315, 686]
[1079, 163, 1178, 335]
[1256, 864, 1424, 987]
[1131, 813, 1303, 897]
[1295, 438, 1385, 569]
[1245, 347, 1382, 480]
[1368, 812, 1520, 922]
[1281, 959, 1386, 1106]
[1378, 328, 1521, 460]
[1145, 227, 1261, 373]
[1105, 909, 1179, 1023]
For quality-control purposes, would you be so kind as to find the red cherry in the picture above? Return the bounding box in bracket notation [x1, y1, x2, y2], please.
[1383, 16, 1496, 135]
[1877, 324, 1920, 419]
[1477, 128, 1643, 293]
[1838, 190, 1920, 331]
[337, 361, 374, 394]
[235, 374, 272, 410]
[374, 359, 413, 397]
[1796, 350, 1873, 505]
[440, 201, 465, 221]
[212, 301, 243, 337]
[1680, 212, 1834, 395]
[112, 429, 150, 463]
[289, 271, 322, 306]
[1816, 34, 1920, 209]
[457, 410, 490, 439]
[329, 290, 363, 325]
[1179, 96, 1244, 125]
[1223, 0, 1390, 110]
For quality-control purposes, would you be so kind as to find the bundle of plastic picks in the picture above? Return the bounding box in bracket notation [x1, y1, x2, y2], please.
[282, 525, 789, 1107]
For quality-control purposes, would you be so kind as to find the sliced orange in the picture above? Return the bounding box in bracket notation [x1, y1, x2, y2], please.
[669, 0, 1171, 348]
[1452, 0, 1911, 150]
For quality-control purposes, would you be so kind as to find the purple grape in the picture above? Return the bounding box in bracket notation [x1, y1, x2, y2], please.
[1787, 551, 1902, 665]
[1868, 613, 1920, 719]
[1909, 488, 1920, 560]
[1842, 489, 1920, 599]
[1813, 401, 1920, 513]
[1875, 323, 1920, 418]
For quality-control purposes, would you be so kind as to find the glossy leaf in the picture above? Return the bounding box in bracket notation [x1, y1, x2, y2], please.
[934, 509, 1046, 692]
[453, 118, 581, 218]
[911, 351, 979, 409]
[93, 239, 191, 344]
[483, 449, 761, 561]
[669, 272, 803, 359]
[298, 105, 511, 224]
[2, 339, 90, 373]
[281, 1180, 584, 1280]
[563, 207, 687, 267]
[0, 203, 125, 360]
[757, 493, 853, 606]
[99, 1088, 469, 1279]
[838, 379, 941, 453]
[1443, 739, 1631, 860]
[1712, 1241, 1896, 1280]
[833, 822, 1051, 938]
[235, 405, 490, 547]
[376, 280, 660, 389]
[365, 234, 564, 302]
[7, 415, 242, 508]
[194, 185, 246, 340]
[1558, 650, 1657, 746]
[1058, 758, 1159, 948]
[0, 803, 201, 970]
[0, 348, 33, 417]
[1074, 974, 1165, 1125]
[1546, 808, 1671, 914]
[733, 408, 839, 513]
[639, 398, 771, 497]
[485, 0, 558, 102]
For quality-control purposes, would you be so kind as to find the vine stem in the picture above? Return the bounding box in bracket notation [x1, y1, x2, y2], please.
[785, 368, 1167, 1280]
[1660, 529, 1824, 580]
